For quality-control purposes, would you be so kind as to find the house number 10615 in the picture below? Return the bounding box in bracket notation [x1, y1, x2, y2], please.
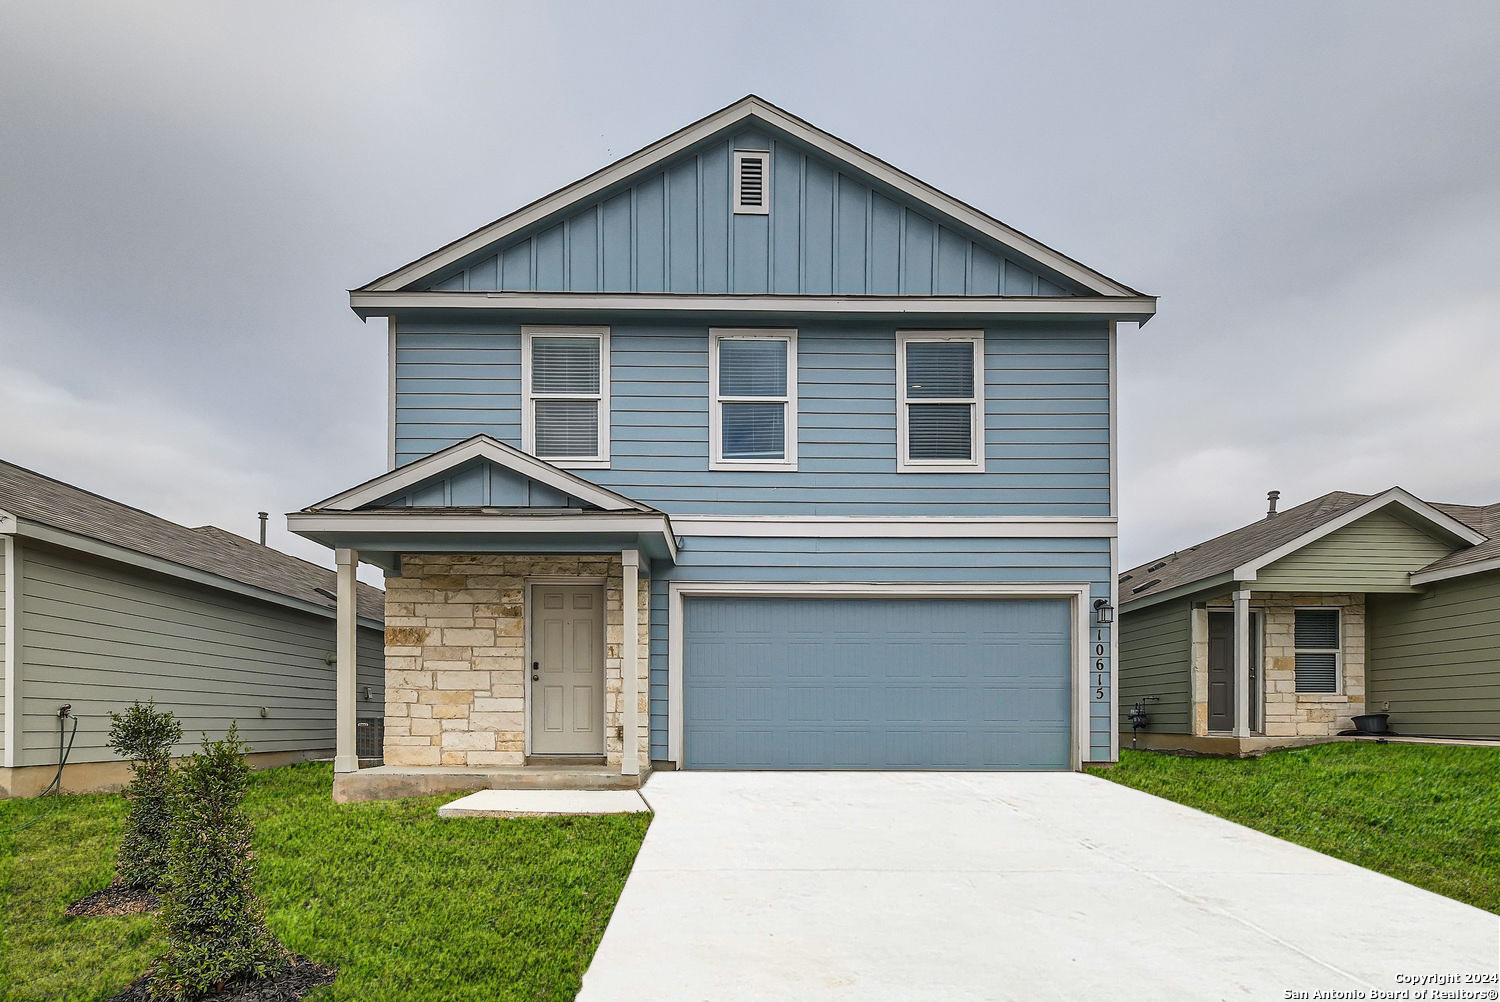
[1092, 630, 1108, 701]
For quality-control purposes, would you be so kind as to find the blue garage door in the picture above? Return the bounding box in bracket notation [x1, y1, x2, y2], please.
[682, 596, 1073, 770]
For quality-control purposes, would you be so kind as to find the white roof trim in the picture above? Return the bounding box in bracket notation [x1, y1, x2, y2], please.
[358, 95, 1141, 298]
[308, 435, 651, 513]
[1410, 553, 1500, 585]
[351, 291, 1157, 321]
[288, 510, 678, 562]
[1230, 487, 1487, 581]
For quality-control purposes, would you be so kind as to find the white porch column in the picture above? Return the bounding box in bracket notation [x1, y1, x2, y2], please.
[620, 549, 640, 777]
[334, 548, 360, 774]
[1233, 588, 1252, 738]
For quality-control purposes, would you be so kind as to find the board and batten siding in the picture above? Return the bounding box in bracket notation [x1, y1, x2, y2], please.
[1254, 509, 1459, 593]
[1367, 571, 1500, 739]
[422, 128, 1081, 298]
[646, 535, 1114, 763]
[15, 543, 383, 766]
[1116, 598, 1193, 734]
[394, 319, 1110, 516]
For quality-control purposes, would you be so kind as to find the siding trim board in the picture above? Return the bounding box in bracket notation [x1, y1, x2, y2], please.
[352, 291, 1157, 322]
[3, 535, 17, 768]
[358, 96, 1143, 299]
[666, 580, 1092, 770]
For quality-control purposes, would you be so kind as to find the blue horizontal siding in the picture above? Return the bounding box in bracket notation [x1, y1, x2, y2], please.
[393, 319, 1110, 516]
[646, 536, 1113, 763]
[417, 127, 1085, 297]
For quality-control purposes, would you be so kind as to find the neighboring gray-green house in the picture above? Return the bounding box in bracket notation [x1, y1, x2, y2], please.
[0, 460, 386, 796]
[1118, 487, 1500, 751]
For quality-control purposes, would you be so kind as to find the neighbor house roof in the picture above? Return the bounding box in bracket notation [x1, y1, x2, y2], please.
[1120, 487, 1498, 606]
[0, 460, 383, 622]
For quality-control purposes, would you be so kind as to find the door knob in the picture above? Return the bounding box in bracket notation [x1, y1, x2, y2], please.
[532, 661, 540, 682]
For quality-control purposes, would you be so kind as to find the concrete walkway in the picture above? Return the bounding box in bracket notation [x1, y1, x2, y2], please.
[578, 771, 1498, 1001]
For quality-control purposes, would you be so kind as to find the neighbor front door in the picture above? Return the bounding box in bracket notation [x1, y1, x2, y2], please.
[530, 584, 604, 755]
[1207, 609, 1261, 733]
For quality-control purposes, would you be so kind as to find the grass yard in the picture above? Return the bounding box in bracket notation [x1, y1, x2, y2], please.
[0, 762, 651, 1001]
[1092, 742, 1500, 913]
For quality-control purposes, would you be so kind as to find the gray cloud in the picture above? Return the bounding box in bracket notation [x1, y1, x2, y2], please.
[2, 0, 1497, 576]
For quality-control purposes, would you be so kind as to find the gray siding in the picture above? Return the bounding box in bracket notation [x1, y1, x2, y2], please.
[648, 535, 1114, 763]
[395, 319, 1110, 516]
[422, 127, 1082, 297]
[16, 543, 383, 766]
[1368, 571, 1500, 739]
[1117, 598, 1193, 734]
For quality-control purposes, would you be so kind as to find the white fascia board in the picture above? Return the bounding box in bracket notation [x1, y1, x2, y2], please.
[670, 515, 1115, 538]
[310, 434, 649, 513]
[7, 518, 380, 631]
[1230, 487, 1487, 581]
[0, 508, 15, 534]
[1410, 554, 1500, 585]
[288, 511, 679, 562]
[351, 291, 1157, 321]
[359, 95, 1142, 298]
[665, 580, 1093, 770]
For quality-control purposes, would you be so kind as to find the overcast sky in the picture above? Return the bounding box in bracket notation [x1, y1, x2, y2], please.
[3, 0, 1498, 579]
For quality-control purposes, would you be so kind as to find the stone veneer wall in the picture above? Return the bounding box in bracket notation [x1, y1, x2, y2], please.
[381, 554, 650, 769]
[1197, 592, 1366, 737]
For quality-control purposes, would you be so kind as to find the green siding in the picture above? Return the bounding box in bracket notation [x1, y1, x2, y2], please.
[1255, 509, 1460, 593]
[1118, 597, 1192, 733]
[0, 539, 7, 756]
[1368, 571, 1500, 739]
[15, 543, 385, 767]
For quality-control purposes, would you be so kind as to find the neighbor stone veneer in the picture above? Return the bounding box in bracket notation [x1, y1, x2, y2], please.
[1195, 592, 1366, 738]
[382, 554, 650, 770]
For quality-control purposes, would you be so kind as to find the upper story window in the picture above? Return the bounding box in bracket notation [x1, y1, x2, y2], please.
[709, 329, 797, 471]
[522, 326, 610, 467]
[1293, 608, 1341, 693]
[896, 331, 984, 473]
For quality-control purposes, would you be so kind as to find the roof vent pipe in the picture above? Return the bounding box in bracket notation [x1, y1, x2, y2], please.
[1266, 491, 1281, 519]
[258, 511, 269, 545]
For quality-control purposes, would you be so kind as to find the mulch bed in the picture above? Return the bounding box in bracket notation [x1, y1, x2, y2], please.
[103, 955, 337, 1002]
[65, 884, 160, 918]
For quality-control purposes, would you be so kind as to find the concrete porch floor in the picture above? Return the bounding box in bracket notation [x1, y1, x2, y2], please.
[332, 763, 646, 802]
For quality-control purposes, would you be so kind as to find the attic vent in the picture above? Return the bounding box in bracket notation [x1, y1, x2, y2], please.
[1132, 578, 1162, 594]
[733, 150, 770, 215]
[1146, 560, 1168, 572]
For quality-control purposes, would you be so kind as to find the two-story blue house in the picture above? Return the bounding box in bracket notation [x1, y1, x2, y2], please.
[289, 96, 1155, 801]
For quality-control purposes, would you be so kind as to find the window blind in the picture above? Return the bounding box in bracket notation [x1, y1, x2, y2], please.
[533, 399, 599, 458]
[1294, 608, 1340, 693]
[905, 341, 974, 398]
[721, 402, 785, 459]
[531, 337, 600, 395]
[719, 339, 787, 397]
[907, 403, 973, 460]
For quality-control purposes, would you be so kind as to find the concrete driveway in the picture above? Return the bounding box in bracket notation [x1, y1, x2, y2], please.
[578, 771, 1498, 1001]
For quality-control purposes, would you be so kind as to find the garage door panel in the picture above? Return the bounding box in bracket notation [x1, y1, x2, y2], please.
[683, 596, 1073, 770]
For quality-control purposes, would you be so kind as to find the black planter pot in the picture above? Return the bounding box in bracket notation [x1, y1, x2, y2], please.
[1350, 713, 1390, 735]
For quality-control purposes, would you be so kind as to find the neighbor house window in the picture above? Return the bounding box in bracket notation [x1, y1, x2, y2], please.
[710, 329, 797, 470]
[522, 327, 610, 466]
[1294, 608, 1341, 693]
[897, 332, 984, 472]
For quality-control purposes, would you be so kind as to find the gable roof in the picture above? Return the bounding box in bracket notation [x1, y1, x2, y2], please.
[0, 460, 384, 621]
[306, 435, 655, 514]
[357, 95, 1144, 299]
[1120, 487, 1491, 607]
[1412, 501, 1500, 583]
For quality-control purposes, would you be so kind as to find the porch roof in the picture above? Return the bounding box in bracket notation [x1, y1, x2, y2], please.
[286, 507, 679, 572]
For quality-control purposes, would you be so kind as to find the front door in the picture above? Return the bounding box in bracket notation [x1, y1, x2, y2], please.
[530, 584, 604, 755]
[1207, 610, 1262, 732]
[1207, 611, 1234, 731]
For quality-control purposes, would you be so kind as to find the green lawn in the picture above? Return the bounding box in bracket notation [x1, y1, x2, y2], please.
[0, 762, 651, 1001]
[1091, 743, 1500, 913]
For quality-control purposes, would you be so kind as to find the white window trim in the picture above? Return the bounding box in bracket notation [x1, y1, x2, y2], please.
[521, 326, 610, 468]
[666, 581, 1093, 771]
[1292, 606, 1343, 695]
[732, 149, 771, 215]
[709, 328, 798, 472]
[896, 331, 985, 473]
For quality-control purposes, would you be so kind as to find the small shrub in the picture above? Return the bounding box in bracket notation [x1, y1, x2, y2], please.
[150, 722, 285, 1000]
[106, 700, 182, 890]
